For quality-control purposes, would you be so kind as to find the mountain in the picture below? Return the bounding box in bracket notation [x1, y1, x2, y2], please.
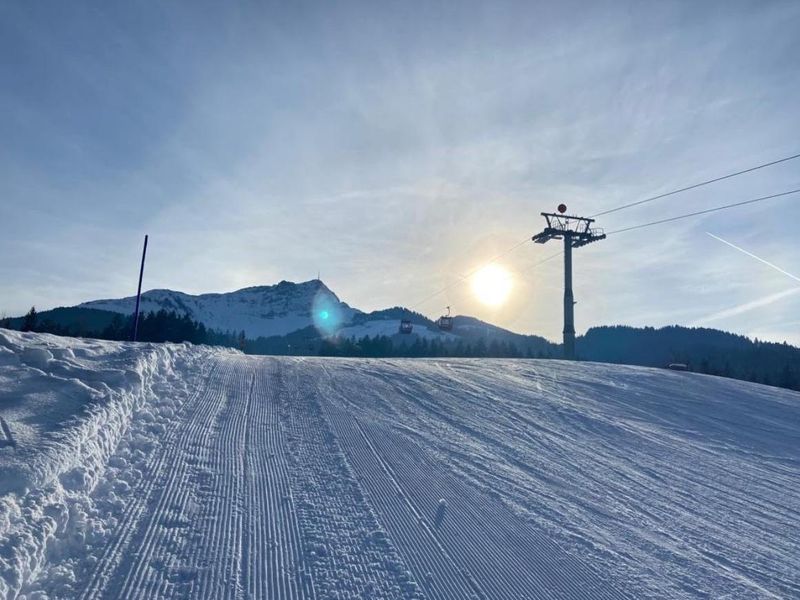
[74, 281, 549, 350]
[338, 307, 454, 341]
[451, 315, 553, 348]
[335, 308, 555, 353]
[79, 279, 360, 338]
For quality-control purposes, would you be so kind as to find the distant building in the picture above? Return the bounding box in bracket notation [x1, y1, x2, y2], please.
[667, 363, 689, 371]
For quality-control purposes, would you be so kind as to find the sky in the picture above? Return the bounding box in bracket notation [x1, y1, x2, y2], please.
[1, 0, 799, 344]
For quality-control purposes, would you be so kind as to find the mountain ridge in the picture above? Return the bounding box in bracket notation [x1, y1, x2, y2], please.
[79, 279, 361, 339]
[75, 279, 548, 345]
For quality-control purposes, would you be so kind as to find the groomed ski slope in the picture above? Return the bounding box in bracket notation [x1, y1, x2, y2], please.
[1, 331, 798, 599]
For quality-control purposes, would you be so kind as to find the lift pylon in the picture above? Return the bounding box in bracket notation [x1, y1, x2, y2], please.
[532, 206, 605, 359]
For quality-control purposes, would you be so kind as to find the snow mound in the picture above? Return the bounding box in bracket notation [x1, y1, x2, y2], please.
[0, 330, 230, 599]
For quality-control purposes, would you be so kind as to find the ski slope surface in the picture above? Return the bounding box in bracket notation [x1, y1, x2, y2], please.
[1, 331, 798, 599]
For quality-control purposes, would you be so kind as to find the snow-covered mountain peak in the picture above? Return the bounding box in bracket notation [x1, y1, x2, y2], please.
[79, 279, 359, 338]
[196, 279, 340, 307]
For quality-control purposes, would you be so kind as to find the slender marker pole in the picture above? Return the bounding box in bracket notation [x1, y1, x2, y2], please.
[132, 235, 148, 341]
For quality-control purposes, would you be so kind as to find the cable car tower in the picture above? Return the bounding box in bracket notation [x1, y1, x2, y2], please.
[532, 204, 605, 360]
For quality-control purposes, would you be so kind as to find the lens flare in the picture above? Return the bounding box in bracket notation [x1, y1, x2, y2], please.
[312, 292, 341, 335]
[471, 264, 513, 306]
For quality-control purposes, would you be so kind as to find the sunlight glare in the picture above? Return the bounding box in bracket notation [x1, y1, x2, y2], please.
[471, 264, 513, 306]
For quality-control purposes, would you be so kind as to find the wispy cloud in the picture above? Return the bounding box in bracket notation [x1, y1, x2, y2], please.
[692, 232, 800, 326]
[692, 288, 800, 326]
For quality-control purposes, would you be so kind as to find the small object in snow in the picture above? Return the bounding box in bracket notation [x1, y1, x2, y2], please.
[0, 417, 15, 448]
[434, 498, 447, 529]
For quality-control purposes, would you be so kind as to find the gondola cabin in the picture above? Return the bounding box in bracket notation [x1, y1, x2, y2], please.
[436, 316, 453, 331]
[436, 306, 454, 331]
[399, 319, 413, 334]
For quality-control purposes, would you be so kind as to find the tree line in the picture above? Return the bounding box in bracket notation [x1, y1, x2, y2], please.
[3, 309, 799, 393]
[318, 335, 552, 359]
[4, 306, 245, 349]
[579, 325, 800, 392]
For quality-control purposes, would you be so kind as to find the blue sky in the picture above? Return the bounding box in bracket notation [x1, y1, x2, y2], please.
[1, 1, 799, 344]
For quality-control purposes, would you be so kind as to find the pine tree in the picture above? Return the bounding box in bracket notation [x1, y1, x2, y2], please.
[22, 306, 38, 332]
[779, 363, 797, 390]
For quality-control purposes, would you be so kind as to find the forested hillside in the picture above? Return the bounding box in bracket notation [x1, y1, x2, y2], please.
[3, 308, 798, 392]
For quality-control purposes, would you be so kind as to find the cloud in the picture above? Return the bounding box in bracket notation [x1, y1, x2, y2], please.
[692, 288, 800, 326]
[2, 1, 800, 346]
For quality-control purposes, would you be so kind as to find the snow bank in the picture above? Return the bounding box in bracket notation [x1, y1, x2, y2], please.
[0, 330, 228, 599]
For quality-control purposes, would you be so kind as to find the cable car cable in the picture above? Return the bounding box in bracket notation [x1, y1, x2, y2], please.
[405, 153, 800, 313]
[605, 188, 800, 235]
[591, 152, 800, 218]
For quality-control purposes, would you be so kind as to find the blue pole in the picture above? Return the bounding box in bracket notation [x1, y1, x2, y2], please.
[132, 235, 148, 341]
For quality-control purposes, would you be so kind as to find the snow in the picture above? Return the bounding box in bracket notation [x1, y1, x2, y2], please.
[0, 330, 227, 599]
[79, 280, 360, 339]
[1, 331, 798, 599]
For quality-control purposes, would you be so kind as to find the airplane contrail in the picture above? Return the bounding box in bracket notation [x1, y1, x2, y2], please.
[706, 232, 800, 283]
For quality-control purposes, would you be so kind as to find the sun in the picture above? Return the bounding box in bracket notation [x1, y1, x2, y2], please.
[471, 264, 513, 306]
